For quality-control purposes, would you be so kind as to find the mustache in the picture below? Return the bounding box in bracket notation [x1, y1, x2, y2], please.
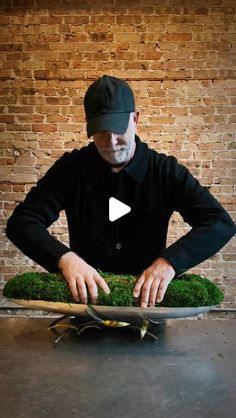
[101, 147, 127, 152]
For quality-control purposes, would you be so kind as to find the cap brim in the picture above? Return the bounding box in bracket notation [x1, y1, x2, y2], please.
[87, 112, 130, 138]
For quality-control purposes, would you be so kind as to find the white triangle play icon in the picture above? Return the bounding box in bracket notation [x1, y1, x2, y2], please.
[109, 197, 131, 222]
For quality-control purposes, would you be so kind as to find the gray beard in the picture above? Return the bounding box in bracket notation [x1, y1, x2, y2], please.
[98, 147, 130, 165]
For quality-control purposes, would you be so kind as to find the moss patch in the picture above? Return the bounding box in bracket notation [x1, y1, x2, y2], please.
[3, 271, 224, 307]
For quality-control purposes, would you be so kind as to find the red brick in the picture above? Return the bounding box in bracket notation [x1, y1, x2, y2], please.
[0, 266, 18, 274]
[6, 124, 31, 131]
[0, 115, 15, 123]
[165, 33, 192, 41]
[32, 124, 57, 132]
[45, 97, 71, 105]
[16, 115, 43, 123]
[12, 184, 25, 192]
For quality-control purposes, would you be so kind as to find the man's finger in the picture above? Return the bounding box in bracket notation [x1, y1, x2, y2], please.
[156, 279, 170, 303]
[140, 276, 156, 308]
[140, 272, 160, 308]
[133, 273, 145, 297]
[85, 277, 98, 304]
[94, 272, 110, 294]
[148, 278, 160, 306]
[76, 276, 88, 304]
[68, 279, 80, 302]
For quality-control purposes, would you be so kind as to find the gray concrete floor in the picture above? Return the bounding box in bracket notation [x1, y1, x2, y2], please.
[0, 318, 235, 418]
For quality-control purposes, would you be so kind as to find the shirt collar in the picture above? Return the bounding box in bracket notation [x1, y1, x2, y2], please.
[124, 135, 149, 182]
[82, 135, 149, 183]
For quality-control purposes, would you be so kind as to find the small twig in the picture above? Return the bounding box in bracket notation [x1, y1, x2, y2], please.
[77, 324, 101, 336]
[48, 314, 71, 329]
[86, 305, 104, 323]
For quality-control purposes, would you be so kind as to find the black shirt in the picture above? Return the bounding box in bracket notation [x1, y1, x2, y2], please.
[6, 135, 235, 276]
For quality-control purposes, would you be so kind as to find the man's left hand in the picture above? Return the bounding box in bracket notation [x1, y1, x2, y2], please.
[133, 257, 175, 308]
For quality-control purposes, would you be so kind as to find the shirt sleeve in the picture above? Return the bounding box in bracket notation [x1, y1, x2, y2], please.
[6, 151, 77, 272]
[160, 156, 236, 276]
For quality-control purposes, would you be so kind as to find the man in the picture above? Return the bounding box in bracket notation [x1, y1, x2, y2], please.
[6, 75, 235, 308]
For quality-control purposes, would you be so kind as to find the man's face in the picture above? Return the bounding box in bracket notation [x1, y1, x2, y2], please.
[92, 112, 139, 165]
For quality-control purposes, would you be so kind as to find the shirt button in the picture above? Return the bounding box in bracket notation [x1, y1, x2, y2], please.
[115, 242, 122, 250]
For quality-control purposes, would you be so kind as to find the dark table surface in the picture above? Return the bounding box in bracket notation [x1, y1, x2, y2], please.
[0, 317, 235, 418]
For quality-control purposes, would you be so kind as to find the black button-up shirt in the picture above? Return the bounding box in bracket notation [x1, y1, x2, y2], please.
[6, 135, 235, 276]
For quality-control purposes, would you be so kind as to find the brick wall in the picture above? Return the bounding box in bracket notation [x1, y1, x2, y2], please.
[0, 0, 235, 308]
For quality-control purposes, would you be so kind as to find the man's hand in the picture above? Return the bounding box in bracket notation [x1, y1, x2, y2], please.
[133, 257, 175, 308]
[58, 251, 110, 304]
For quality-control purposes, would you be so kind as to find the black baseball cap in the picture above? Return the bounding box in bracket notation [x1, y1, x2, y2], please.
[84, 75, 135, 138]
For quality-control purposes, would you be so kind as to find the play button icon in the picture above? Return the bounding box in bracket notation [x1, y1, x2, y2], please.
[109, 197, 131, 222]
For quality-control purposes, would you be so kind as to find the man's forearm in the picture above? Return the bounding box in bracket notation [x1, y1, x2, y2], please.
[6, 209, 71, 272]
[161, 209, 235, 276]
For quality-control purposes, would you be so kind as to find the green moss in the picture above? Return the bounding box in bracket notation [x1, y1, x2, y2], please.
[3, 271, 224, 307]
[162, 275, 209, 307]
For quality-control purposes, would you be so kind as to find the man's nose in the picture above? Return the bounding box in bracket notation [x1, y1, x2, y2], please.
[107, 132, 119, 147]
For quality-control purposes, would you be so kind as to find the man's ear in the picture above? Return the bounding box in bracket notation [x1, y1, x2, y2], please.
[134, 111, 139, 125]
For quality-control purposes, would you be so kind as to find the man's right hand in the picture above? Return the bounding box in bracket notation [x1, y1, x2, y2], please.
[58, 251, 110, 304]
